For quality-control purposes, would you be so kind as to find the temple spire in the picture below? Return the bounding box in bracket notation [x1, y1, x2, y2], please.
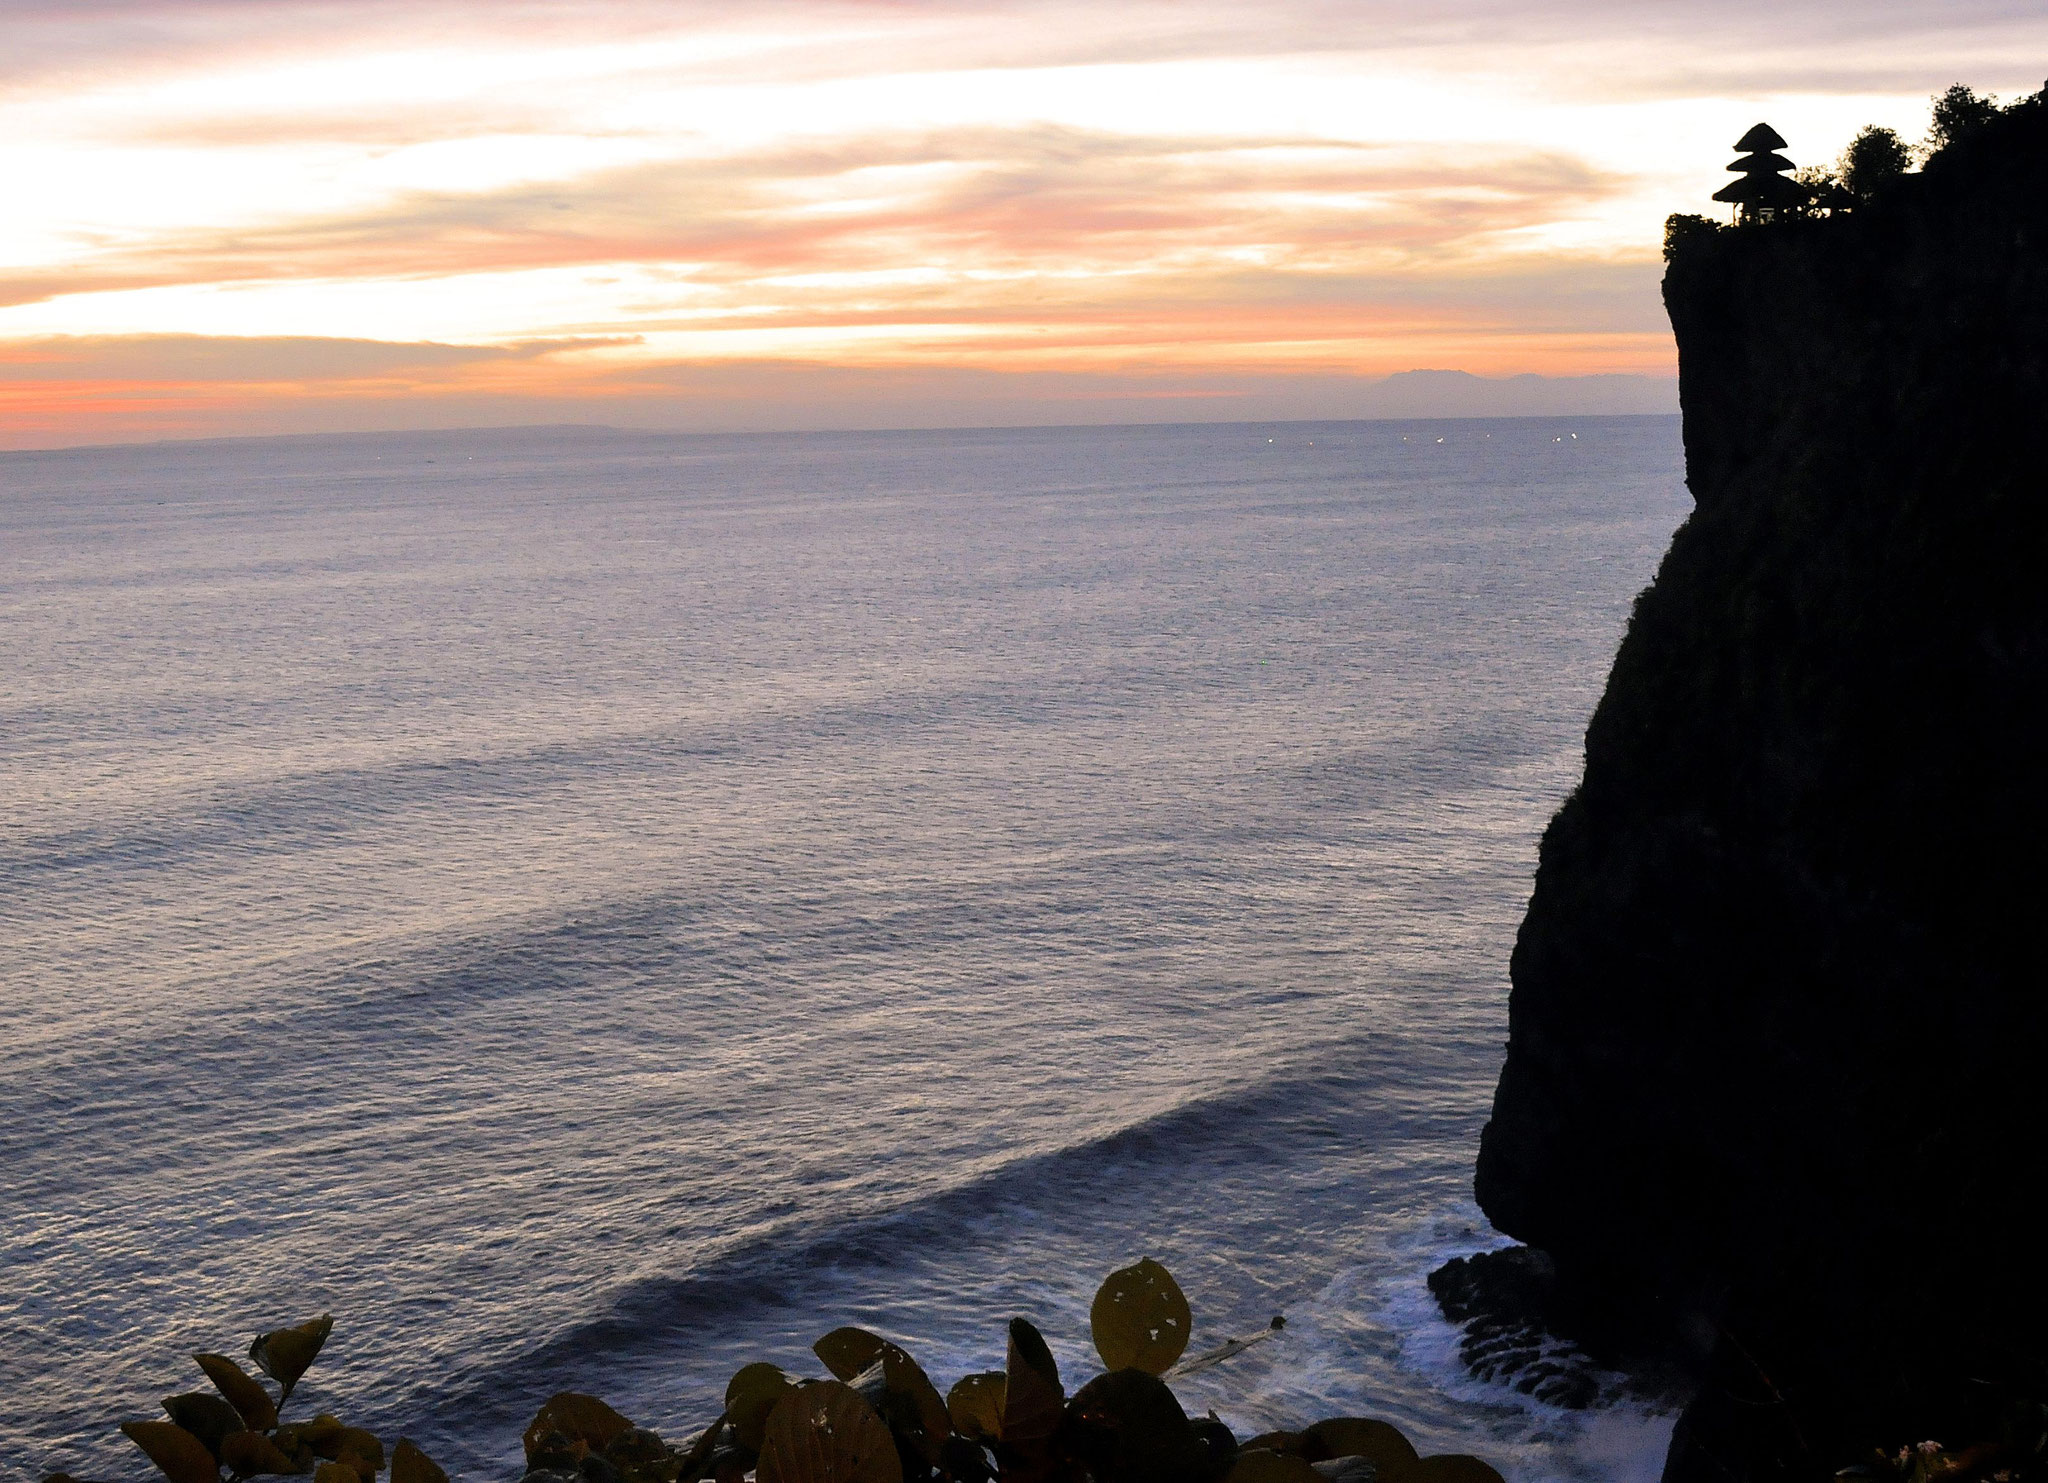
[1713, 123, 1804, 224]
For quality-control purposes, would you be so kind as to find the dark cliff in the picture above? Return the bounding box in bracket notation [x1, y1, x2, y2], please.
[1470, 97, 2048, 1480]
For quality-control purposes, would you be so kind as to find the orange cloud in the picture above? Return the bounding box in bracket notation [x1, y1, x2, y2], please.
[4, 130, 1628, 308]
[0, 333, 635, 381]
[4, 0, 2040, 444]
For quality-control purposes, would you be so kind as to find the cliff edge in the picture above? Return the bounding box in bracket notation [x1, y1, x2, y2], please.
[1470, 96, 2048, 1480]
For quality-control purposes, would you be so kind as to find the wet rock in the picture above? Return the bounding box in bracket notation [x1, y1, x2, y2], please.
[1427, 1248, 1624, 1410]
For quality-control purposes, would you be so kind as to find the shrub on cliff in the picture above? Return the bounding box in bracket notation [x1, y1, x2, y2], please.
[1664, 213, 1723, 262]
[1839, 126, 1913, 199]
[1683, 86, 2036, 235]
[1925, 84, 2004, 158]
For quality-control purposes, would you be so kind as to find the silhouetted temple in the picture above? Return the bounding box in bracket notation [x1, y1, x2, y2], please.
[1713, 123, 1803, 223]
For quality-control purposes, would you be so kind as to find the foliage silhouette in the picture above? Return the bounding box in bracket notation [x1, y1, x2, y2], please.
[1786, 166, 1854, 218]
[1663, 213, 1723, 262]
[756, 1381, 901, 1483]
[53, 1265, 1508, 1483]
[1688, 85, 2041, 232]
[1088, 1260, 1190, 1377]
[1839, 126, 1912, 200]
[248, 1319, 332, 1407]
[728, 1366, 799, 1453]
[1926, 84, 2003, 157]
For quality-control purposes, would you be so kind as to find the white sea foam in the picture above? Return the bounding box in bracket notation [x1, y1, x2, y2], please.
[1378, 1208, 1682, 1482]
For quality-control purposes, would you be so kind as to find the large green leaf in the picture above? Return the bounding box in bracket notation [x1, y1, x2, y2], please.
[944, 1374, 1007, 1444]
[811, 1327, 951, 1463]
[220, 1430, 299, 1476]
[1065, 1369, 1205, 1483]
[726, 1364, 796, 1453]
[1301, 1418, 1418, 1473]
[521, 1392, 633, 1465]
[120, 1421, 218, 1483]
[193, 1354, 278, 1432]
[755, 1381, 902, 1483]
[293, 1413, 345, 1458]
[814, 1328, 887, 1382]
[247, 1315, 333, 1404]
[1090, 1260, 1191, 1376]
[333, 1427, 383, 1479]
[390, 1439, 449, 1483]
[161, 1393, 243, 1458]
[603, 1425, 674, 1482]
[1000, 1318, 1063, 1447]
[998, 1318, 1065, 1483]
[846, 1346, 951, 1464]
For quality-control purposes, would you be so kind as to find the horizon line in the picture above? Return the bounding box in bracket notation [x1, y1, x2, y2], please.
[1, 408, 1684, 459]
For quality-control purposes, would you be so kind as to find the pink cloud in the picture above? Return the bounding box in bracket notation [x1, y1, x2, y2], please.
[3, 0, 2036, 444]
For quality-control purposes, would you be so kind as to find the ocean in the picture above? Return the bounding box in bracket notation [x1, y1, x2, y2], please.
[0, 418, 1690, 1483]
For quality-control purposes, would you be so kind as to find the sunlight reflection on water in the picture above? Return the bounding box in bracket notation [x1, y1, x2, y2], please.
[0, 418, 1688, 1481]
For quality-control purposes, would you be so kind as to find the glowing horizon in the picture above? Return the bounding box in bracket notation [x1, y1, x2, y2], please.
[2, 1, 2042, 449]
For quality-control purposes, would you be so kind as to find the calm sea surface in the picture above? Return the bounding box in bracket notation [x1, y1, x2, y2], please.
[0, 419, 1689, 1483]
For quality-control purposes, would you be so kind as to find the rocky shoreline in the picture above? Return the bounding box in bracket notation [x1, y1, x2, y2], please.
[1425, 1249, 1687, 1415]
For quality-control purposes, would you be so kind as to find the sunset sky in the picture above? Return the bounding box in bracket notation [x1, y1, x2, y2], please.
[3, 0, 2043, 448]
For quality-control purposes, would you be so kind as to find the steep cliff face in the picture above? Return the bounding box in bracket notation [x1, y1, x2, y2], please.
[1471, 99, 2048, 1479]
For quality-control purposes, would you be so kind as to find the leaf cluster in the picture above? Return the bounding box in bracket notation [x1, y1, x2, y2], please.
[46, 1315, 449, 1483]
[1822, 83, 2035, 200]
[1835, 1401, 2048, 1483]
[557, 1259, 1501, 1483]
[1838, 127, 1913, 201]
[1924, 84, 2006, 160]
[51, 1263, 1507, 1483]
[1663, 213, 1724, 263]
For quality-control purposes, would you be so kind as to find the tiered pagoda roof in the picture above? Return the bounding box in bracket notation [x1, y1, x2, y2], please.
[1713, 123, 1804, 216]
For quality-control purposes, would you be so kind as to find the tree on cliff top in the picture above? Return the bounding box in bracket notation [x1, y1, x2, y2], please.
[1840, 125, 1912, 199]
[1663, 212, 1722, 262]
[1790, 164, 1856, 218]
[1926, 83, 2003, 157]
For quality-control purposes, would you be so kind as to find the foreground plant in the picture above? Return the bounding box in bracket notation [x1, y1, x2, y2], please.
[53, 1260, 1504, 1483]
[47, 1313, 446, 1483]
[1835, 1402, 2048, 1483]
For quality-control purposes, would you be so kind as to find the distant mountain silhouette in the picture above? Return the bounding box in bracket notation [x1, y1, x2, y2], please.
[1347, 369, 1676, 417]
